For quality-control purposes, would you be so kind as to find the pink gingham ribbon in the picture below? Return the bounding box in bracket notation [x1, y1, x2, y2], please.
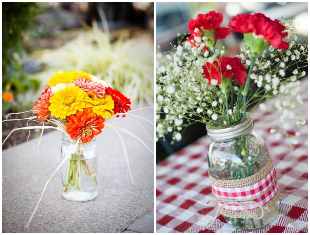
[212, 168, 278, 211]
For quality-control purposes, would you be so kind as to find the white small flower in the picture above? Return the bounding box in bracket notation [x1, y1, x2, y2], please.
[293, 69, 298, 75]
[166, 85, 175, 94]
[272, 77, 280, 86]
[175, 133, 182, 141]
[210, 79, 218, 86]
[163, 107, 169, 113]
[258, 75, 263, 82]
[197, 108, 203, 113]
[301, 71, 306, 76]
[291, 55, 296, 60]
[219, 98, 223, 104]
[167, 127, 172, 132]
[194, 36, 201, 43]
[184, 41, 191, 48]
[283, 57, 288, 62]
[207, 110, 212, 115]
[265, 84, 271, 91]
[265, 74, 271, 82]
[279, 70, 285, 77]
[280, 62, 285, 68]
[204, 51, 209, 57]
[257, 81, 262, 88]
[286, 50, 292, 56]
[212, 101, 218, 107]
[228, 109, 233, 115]
[226, 64, 232, 70]
[273, 90, 278, 95]
[157, 95, 163, 102]
[275, 58, 280, 62]
[176, 46, 183, 55]
[211, 113, 218, 120]
[290, 75, 297, 81]
[175, 119, 183, 126]
[246, 60, 251, 65]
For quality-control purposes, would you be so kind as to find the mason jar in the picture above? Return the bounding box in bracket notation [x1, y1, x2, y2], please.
[60, 134, 98, 202]
[207, 118, 279, 229]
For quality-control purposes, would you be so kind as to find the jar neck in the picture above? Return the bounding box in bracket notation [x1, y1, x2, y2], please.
[62, 133, 96, 146]
[207, 118, 254, 142]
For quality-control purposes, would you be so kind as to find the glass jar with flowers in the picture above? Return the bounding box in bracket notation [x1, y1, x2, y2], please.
[156, 11, 307, 229]
[31, 71, 131, 201]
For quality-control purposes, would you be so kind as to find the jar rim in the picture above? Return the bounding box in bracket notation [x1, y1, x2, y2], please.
[62, 133, 96, 145]
[207, 118, 254, 141]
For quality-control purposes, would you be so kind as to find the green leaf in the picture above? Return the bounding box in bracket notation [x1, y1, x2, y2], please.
[243, 33, 268, 56]
[202, 30, 216, 48]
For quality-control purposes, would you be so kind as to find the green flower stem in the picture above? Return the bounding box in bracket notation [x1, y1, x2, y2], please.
[225, 135, 257, 229]
[63, 148, 97, 192]
[250, 218, 256, 229]
[242, 58, 256, 112]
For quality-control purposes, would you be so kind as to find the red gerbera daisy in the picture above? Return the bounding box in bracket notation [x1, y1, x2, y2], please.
[66, 108, 105, 143]
[105, 87, 131, 114]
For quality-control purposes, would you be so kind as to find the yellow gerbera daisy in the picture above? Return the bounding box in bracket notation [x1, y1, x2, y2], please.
[91, 95, 115, 120]
[48, 71, 92, 87]
[49, 86, 92, 119]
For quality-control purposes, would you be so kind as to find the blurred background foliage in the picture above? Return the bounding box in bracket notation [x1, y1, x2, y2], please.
[2, 2, 153, 149]
[3, 3, 41, 113]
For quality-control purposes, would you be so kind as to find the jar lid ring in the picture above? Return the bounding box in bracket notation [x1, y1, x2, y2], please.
[207, 118, 254, 141]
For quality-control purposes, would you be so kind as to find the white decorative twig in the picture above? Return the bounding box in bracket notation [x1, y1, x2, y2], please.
[5, 110, 33, 119]
[125, 113, 153, 126]
[25, 139, 80, 229]
[106, 125, 153, 154]
[109, 125, 135, 185]
[2, 126, 66, 146]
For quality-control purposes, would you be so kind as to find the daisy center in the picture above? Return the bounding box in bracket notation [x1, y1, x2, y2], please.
[64, 96, 76, 105]
[82, 128, 93, 137]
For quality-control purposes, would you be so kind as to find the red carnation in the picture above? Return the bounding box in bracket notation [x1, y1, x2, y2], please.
[229, 13, 288, 50]
[187, 11, 230, 48]
[203, 56, 247, 86]
[105, 87, 131, 114]
[203, 61, 222, 85]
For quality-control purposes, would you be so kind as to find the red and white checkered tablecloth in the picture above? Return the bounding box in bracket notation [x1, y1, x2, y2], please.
[156, 82, 308, 233]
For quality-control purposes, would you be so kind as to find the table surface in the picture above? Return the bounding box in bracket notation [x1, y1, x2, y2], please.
[3, 108, 154, 233]
[156, 81, 308, 233]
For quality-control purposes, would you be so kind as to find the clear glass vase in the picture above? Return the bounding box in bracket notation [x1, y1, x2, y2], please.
[61, 134, 98, 202]
[207, 118, 279, 230]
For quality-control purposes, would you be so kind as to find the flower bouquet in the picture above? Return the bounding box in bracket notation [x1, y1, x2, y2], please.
[157, 11, 307, 229]
[31, 70, 131, 201]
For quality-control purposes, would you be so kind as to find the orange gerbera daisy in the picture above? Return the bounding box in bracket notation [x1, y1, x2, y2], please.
[33, 87, 52, 121]
[66, 108, 104, 143]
